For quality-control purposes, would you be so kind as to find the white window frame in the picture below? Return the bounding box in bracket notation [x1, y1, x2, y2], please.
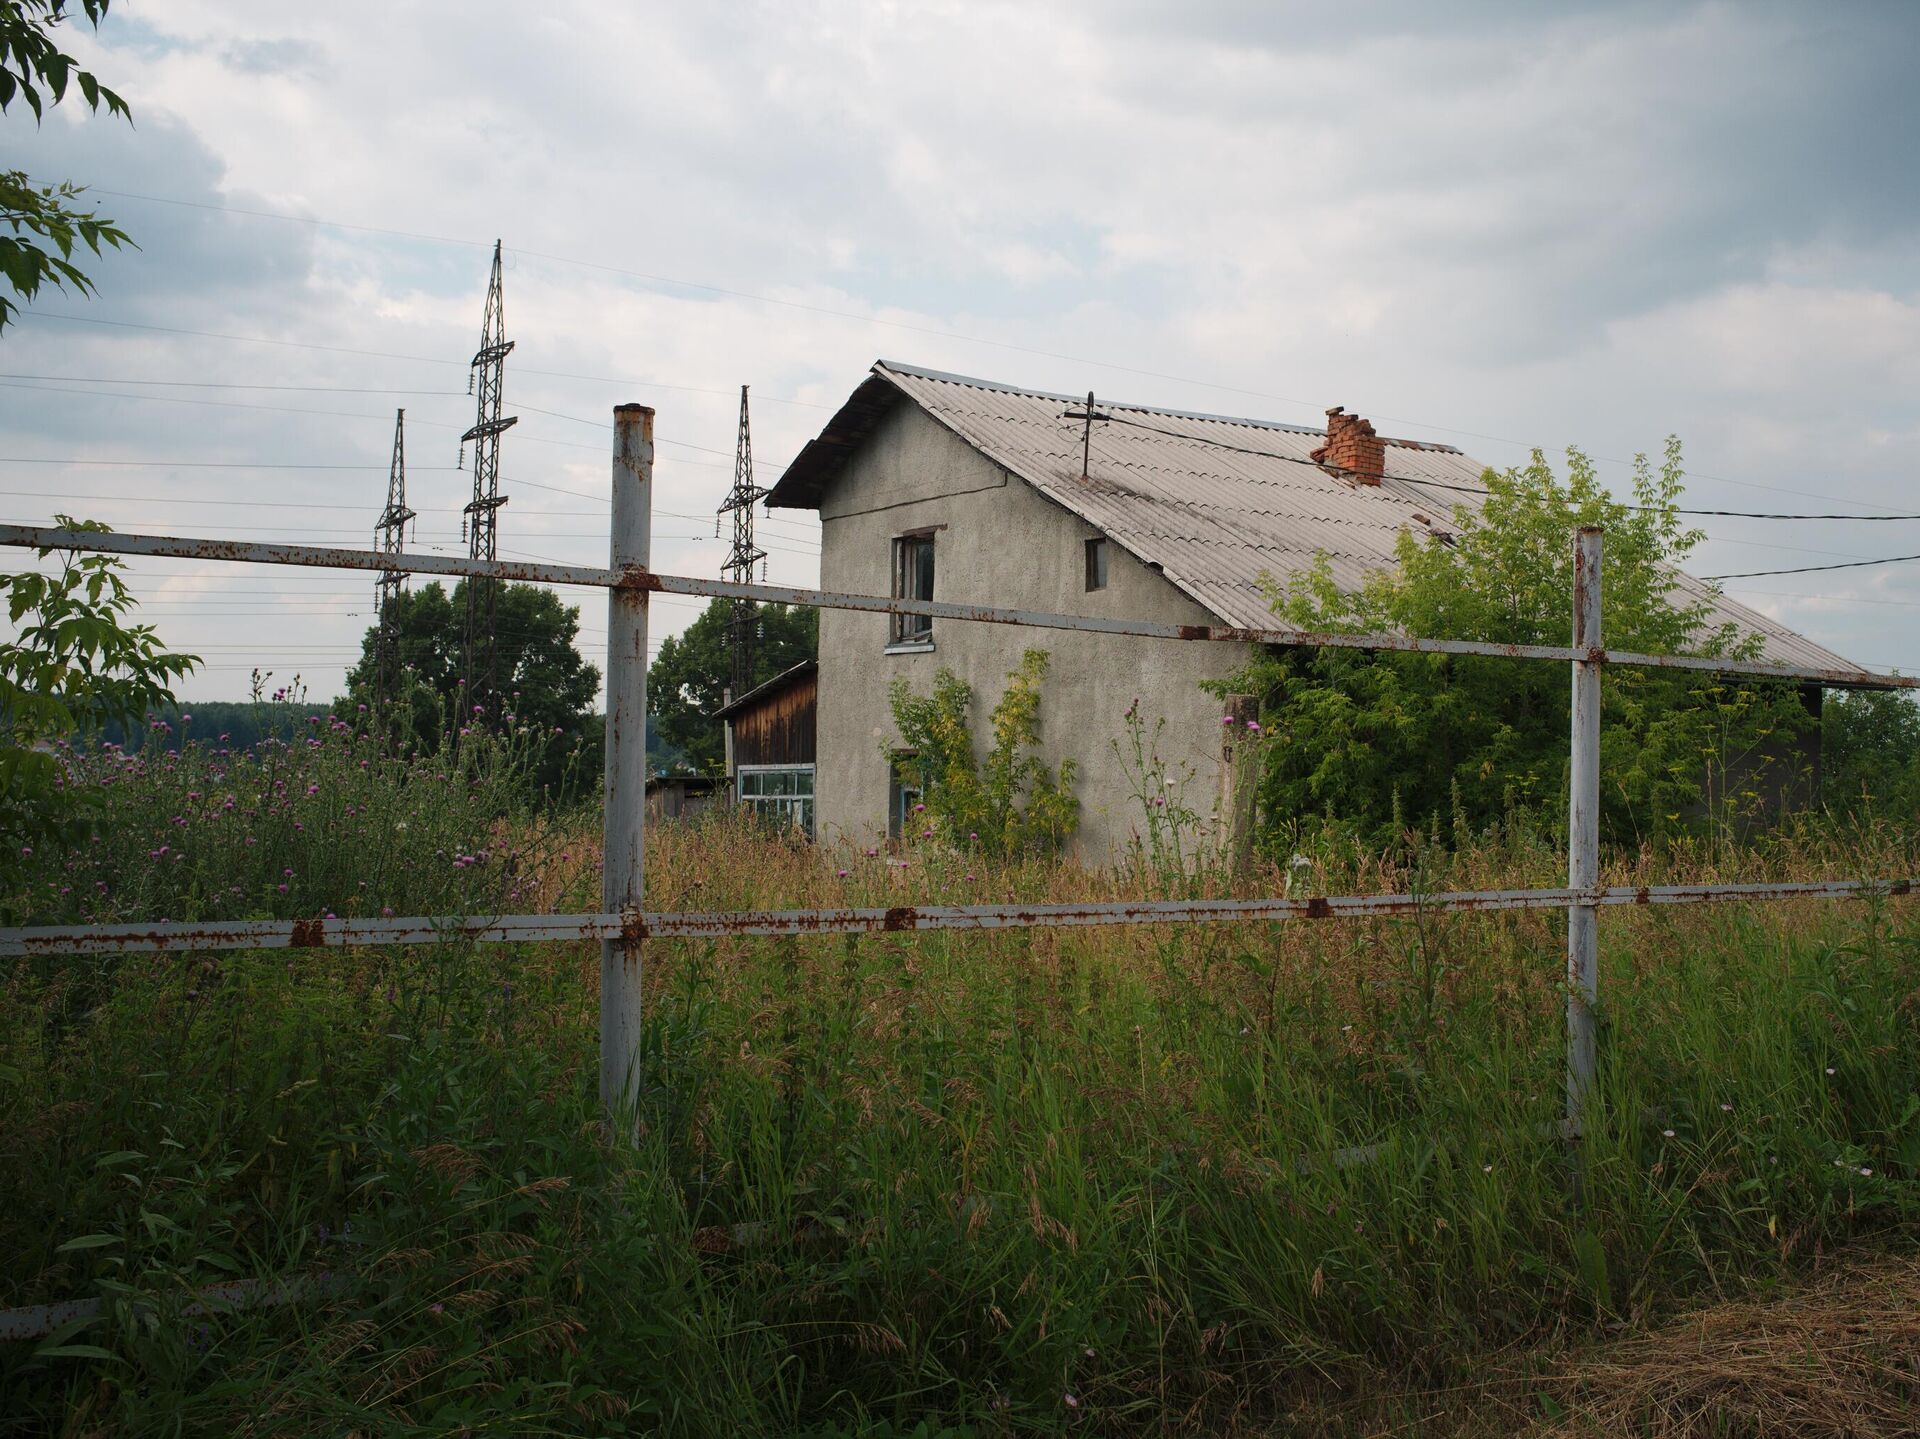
[737, 763, 816, 838]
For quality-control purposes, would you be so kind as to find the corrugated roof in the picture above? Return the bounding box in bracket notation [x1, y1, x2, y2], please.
[769, 361, 1858, 673]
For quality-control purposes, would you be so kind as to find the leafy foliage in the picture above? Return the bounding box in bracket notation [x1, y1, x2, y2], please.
[1822, 689, 1920, 820]
[1, 518, 197, 878]
[340, 580, 600, 797]
[0, 1, 134, 333]
[1226, 442, 1811, 850]
[887, 648, 1078, 857]
[648, 597, 817, 773]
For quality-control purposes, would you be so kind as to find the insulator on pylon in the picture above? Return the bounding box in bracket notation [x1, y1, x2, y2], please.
[457, 443, 465, 472]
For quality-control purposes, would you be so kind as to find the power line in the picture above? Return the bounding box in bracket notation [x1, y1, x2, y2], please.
[0, 456, 461, 471]
[65, 187, 1916, 515]
[1385, 469, 1920, 522]
[1715, 588, 1920, 608]
[0, 517, 818, 553]
[32, 298, 1897, 519]
[13, 311, 831, 410]
[0, 373, 466, 395]
[1092, 411, 1920, 524]
[77, 188, 1339, 418]
[1702, 554, 1920, 581]
[0, 379, 614, 454]
[0, 486, 825, 538]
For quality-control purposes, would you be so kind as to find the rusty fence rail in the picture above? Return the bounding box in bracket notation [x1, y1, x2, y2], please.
[3, 405, 1917, 1143]
[4, 521, 1917, 693]
[1, 880, 1912, 959]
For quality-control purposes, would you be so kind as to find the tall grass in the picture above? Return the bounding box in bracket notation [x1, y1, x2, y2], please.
[1, 736, 1918, 1434]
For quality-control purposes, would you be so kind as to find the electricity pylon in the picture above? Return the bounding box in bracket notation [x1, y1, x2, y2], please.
[716, 384, 768, 697]
[373, 407, 413, 710]
[460, 239, 518, 710]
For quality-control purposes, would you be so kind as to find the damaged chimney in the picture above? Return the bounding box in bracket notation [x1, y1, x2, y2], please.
[1310, 406, 1386, 485]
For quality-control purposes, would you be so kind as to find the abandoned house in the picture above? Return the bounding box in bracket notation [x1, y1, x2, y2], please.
[765, 361, 1857, 859]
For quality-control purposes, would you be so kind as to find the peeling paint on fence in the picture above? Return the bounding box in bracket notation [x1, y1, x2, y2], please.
[2, 881, 1910, 958]
[2, 523, 1912, 690]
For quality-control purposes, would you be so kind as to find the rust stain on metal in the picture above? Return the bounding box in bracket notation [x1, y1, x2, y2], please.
[883, 906, 917, 931]
[1305, 897, 1332, 918]
[1635, 887, 1651, 904]
[288, 918, 326, 949]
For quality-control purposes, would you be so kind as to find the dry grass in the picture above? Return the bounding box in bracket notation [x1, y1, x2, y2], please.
[1532, 1253, 1920, 1438]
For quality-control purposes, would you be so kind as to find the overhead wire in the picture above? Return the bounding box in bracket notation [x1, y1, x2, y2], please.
[1702, 554, 1920, 581]
[1076, 410, 1920, 570]
[62, 186, 1919, 515]
[0, 485, 825, 539]
[13, 310, 830, 412]
[1088, 411, 1920, 523]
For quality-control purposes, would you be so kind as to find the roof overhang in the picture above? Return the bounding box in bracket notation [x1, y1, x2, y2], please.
[766, 371, 903, 510]
[714, 659, 818, 719]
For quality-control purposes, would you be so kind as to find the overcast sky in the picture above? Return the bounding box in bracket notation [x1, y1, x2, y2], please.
[6, 0, 1919, 700]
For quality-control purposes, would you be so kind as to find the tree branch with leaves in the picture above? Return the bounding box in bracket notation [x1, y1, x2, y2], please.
[2, 517, 199, 885]
[1, 0, 133, 332]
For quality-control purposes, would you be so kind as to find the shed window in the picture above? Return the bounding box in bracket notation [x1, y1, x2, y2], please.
[738, 764, 815, 838]
[1084, 536, 1108, 592]
[890, 533, 935, 645]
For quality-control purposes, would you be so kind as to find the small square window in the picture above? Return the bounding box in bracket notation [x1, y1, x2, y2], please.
[1084, 536, 1108, 592]
[891, 533, 935, 645]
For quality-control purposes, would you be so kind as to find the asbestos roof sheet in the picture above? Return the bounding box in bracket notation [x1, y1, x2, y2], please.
[770, 361, 1858, 674]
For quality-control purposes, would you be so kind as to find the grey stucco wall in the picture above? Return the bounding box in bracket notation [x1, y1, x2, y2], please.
[808, 401, 1252, 862]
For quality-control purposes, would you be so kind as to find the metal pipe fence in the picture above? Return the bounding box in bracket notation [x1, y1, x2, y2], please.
[4, 406, 1917, 1146]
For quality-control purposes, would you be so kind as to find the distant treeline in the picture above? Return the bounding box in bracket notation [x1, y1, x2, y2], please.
[97, 701, 310, 754]
[95, 701, 689, 774]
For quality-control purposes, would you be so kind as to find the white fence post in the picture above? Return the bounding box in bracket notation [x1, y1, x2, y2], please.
[1566, 526, 1603, 1138]
[601, 404, 653, 1130]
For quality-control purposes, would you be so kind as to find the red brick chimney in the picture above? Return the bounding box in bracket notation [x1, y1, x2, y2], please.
[1310, 406, 1385, 485]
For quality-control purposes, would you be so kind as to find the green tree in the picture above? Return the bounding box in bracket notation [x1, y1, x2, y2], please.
[2, 1, 134, 333]
[1822, 689, 1920, 820]
[1, 518, 197, 873]
[341, 580, 600, 797]
[648, 599, 817, 773]
[887, 648, 1079, 858]
[1227, 441, 1810, 850]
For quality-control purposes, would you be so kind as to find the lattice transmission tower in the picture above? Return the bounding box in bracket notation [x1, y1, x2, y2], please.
[716, 384, 768, 697]
[460, 239, 518, 710]
[373, 407, 414, 709]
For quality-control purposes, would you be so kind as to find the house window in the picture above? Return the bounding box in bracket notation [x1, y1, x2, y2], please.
[890, 532, 935, 646]
[738, 764, 815, 838]
[1084, 536, 1108, 592]
[887, 755, 924, 840]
